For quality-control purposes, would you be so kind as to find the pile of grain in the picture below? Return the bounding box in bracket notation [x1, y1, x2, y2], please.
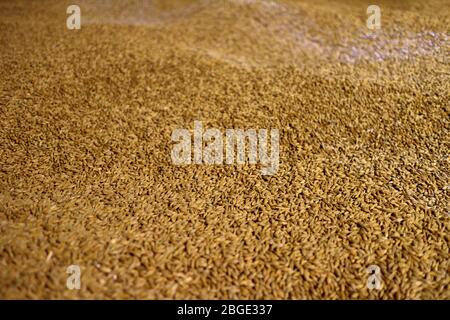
[0, 0, 448, 299]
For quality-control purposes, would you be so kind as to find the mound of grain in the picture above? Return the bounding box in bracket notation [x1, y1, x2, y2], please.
[0, 0, 448, 299]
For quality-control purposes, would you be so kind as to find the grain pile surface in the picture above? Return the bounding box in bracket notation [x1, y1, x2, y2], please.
[0, 0, 449, 299]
